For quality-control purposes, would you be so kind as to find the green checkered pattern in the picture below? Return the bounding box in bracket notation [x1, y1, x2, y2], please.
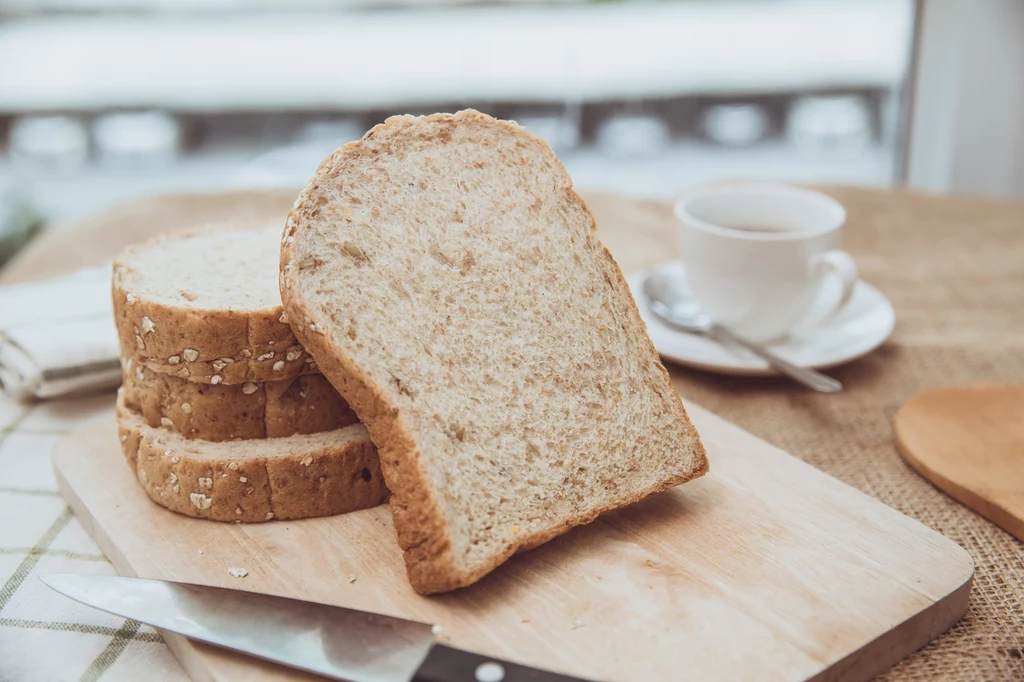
[0, 392, 186, 682]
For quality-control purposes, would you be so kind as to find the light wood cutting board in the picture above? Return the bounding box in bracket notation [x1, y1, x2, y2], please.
[54, 403, 973, 682]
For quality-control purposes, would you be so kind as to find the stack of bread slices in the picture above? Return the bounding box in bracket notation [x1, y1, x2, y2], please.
[111, 221, 388, 523]
[110, 110, 708, 594]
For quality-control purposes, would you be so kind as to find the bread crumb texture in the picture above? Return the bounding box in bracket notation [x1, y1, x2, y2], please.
[281, 110, 707, 593]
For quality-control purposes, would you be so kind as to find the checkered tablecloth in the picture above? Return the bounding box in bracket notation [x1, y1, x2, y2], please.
[0, 391, 187, 682]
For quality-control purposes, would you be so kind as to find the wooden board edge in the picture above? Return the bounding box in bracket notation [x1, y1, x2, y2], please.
[694, 404, 977, 681]
[808, 568, 973, 682]
[52, 426, 133, 579]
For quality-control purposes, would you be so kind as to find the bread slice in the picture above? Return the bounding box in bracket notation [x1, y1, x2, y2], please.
[113, 221, 318, 385]
[280, 110, 708, 593]
[122, 360, 357, 441]
[116, 390, 387, 522]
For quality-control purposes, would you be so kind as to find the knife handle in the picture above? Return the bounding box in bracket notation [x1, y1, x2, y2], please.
[414, 644, 593, 682]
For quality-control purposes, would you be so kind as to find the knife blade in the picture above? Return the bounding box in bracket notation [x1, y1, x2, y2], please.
[40, 574, 591, 682]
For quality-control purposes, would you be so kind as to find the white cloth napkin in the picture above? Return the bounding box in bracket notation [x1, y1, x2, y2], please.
[0, 267, 121, 401]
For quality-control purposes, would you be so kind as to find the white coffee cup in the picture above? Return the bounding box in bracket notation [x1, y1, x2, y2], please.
[675, 183, 858, 343]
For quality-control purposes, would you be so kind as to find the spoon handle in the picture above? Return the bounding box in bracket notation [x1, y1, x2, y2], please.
[707, 325, 843, 393]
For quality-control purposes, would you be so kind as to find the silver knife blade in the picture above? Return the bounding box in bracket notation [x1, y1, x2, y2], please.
[40, 574, 435, 682]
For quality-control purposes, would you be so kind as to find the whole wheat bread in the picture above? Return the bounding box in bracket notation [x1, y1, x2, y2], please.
[116, 391, 386, 522]
[122, 360, 356, 441]
[280, 110, 707, 594]
[113, 222, 318, 385]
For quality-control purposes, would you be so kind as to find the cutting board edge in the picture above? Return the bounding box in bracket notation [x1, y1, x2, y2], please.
[807, 570, 973, 682]
[52, 435, 133, 578]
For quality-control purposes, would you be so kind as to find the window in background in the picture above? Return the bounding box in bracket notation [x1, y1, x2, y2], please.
[0, 0, 916, 224]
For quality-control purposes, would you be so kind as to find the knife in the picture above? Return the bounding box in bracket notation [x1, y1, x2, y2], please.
[40, 574, 591, 682]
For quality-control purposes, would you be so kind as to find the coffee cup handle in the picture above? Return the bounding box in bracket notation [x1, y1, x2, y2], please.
[794, 250, 858, 332]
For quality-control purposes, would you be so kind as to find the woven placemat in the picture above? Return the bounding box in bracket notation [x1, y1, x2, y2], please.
[5, 186, 1023, 680]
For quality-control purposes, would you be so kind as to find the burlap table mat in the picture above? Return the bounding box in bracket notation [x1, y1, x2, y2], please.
[2, 186, 1022, 680]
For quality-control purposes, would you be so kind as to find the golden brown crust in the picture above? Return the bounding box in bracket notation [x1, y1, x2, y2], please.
[281, 110, 707, 594]
[112, 225, 318, 385]
[116, 391, 388, 523]
[121, 360, 357, 441]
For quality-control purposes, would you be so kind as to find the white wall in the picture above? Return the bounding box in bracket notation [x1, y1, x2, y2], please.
[907, 0, 1024, 200]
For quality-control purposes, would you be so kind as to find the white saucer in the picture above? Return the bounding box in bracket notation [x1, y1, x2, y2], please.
[628, 261, 896, 376]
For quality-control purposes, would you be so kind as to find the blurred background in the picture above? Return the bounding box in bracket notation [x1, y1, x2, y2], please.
[0, 0, 1021, 256]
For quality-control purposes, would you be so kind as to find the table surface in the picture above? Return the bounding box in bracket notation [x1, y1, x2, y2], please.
[1, 186, 1022, 682]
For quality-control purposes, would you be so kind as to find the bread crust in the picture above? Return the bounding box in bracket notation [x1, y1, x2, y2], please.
[281, 110, 707, 594]
[116, 391, 388, 523]
[121, 360, 357, 441]
[112, 223, 319, 385]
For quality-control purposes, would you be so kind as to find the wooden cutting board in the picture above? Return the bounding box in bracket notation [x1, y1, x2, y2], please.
[54, 403, 973, 682]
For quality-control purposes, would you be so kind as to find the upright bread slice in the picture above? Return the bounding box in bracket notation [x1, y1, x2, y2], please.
[122, 360, 357, 441]
[280, 110, 708, 594]
[116, 391, 387, 522]
[113, 221, 318, 385]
